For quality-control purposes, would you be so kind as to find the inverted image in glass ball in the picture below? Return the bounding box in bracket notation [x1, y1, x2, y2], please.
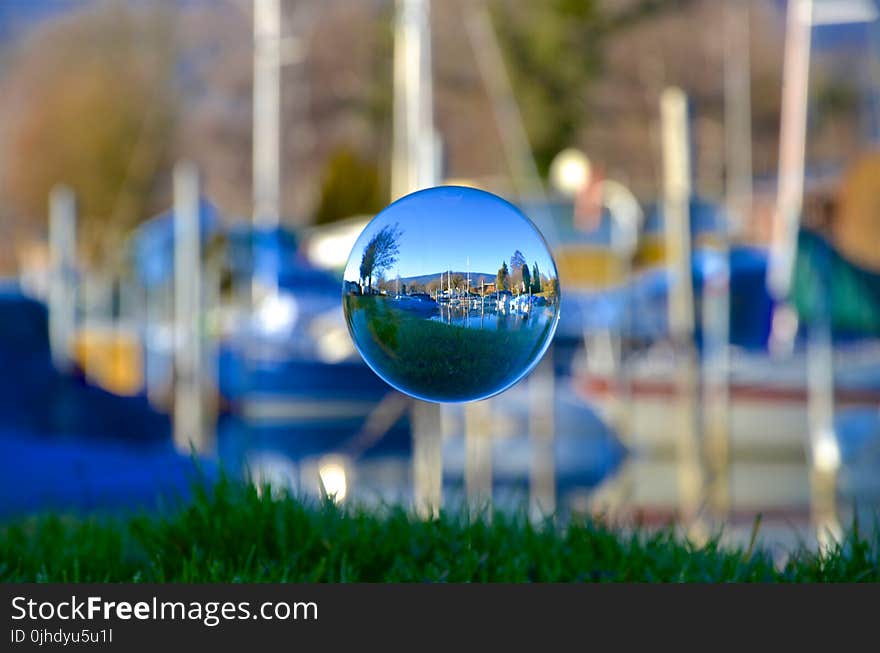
[343, 185, 561, 403]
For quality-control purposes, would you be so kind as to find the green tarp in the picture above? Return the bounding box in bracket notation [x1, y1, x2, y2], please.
[792, 229, 880, 336]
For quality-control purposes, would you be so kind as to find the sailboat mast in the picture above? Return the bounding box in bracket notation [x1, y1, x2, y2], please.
[253, 0, 281, 228]
[393, 0, 443, 521]
[392, 0, 438, 199]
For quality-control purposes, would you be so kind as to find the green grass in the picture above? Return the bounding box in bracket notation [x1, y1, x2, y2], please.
[1, 476, 878, 582]
[344, 295, 555, 401]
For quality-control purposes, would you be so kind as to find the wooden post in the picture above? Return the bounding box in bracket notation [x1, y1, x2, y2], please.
[412, 400, 443, 518]
[661, 87, 703, 527]
[464, 400, 493, 510]
[173, 162, 210, 454]
[48, 185, 77, 374]
[529, 355, 556, 520]
[768, 0, 842, 544]
[703, 1, 755, 521]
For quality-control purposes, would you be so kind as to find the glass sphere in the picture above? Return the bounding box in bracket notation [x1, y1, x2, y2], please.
[343, 186, 560, 403]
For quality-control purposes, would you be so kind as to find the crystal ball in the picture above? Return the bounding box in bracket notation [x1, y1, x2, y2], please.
[343, 186, 560, 403]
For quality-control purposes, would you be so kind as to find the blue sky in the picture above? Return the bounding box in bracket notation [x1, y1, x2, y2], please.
[344, 186, 558, 283]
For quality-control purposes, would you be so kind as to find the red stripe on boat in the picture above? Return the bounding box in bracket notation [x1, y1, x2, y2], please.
[577, 376, 880, 406]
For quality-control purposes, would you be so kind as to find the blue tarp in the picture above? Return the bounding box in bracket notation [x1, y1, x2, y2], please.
[0, 289, 170, 443]
[0, 288, 216, 516]
[558, 245, 775, 351]
[0, 429, 215, 517]
[695, 246, 775, 351]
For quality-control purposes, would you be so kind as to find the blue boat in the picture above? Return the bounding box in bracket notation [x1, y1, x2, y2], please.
[388, 292, 439, 316]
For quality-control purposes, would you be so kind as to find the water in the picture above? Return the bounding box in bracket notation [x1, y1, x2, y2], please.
[431, 304, 555, 331]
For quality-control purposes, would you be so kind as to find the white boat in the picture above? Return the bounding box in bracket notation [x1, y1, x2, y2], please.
[508, 294, 532, 315]
[574, 339, 880, 458]
[575, 339, 880, 540]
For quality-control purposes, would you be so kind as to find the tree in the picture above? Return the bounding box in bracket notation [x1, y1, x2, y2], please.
[314, 147, 386, 225]
[496, 261, 509, 292]
[490, 1, 708, 176]
[490, 1, 604, 174]
[547, 277, 560, 299]
[375, 272, 391, 294]
[509, 250, 526, 291]
[510, 250, 527, 274]
[451, 274, 465, 291]
[358, 223, 402, 292]
[0, 4, 177, 267]
[521, 263, 531, 294]
[359, 241, 376, 290]
[531, 262, 542, 293]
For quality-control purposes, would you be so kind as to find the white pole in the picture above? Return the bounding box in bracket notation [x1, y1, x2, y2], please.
[173, 162, 209, 454]
[807, 293, 841, 545]
[662, 88, 696, 343]
[48, 185, 77, 373]
[764, 0, 841, 544]
[412, 400, 443, 518]
[465, 0, 559, 515]
[704, 1, 755, 519]
[464, 1, 545, 202]
[774, 0, 843, 543]
[392, 0, 436, 199]
[416, 0, 436, 189]
[391, 0, 409, 201]
[393, 0, 444, 516]
[723, 2, 753, 238]
[253, 0, 281, 229]
[660, 87, 702, 527]
[464, 0, 523, 509]
[464, 400, 493, 509]
[768, 0, 813, 304]
[601, 179, 641, 453]
[529, 355, 555, 519]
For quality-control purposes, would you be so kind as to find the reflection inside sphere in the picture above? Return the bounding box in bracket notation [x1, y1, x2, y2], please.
[343, 185, 560, 403]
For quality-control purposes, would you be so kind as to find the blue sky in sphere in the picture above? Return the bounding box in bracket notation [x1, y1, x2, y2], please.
[344, 186, 558, 283]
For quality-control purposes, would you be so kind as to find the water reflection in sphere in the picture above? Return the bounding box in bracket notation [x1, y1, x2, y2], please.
[342, 186, 560, 403]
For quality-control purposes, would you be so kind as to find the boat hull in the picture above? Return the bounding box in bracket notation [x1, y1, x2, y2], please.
[574, 343, 880, 458]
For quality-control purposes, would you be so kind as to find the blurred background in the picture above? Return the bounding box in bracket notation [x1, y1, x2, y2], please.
[1, 0, 879, 554]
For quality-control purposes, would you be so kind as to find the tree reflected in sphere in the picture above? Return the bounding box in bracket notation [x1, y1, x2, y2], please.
[343, 186, 560, 403]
